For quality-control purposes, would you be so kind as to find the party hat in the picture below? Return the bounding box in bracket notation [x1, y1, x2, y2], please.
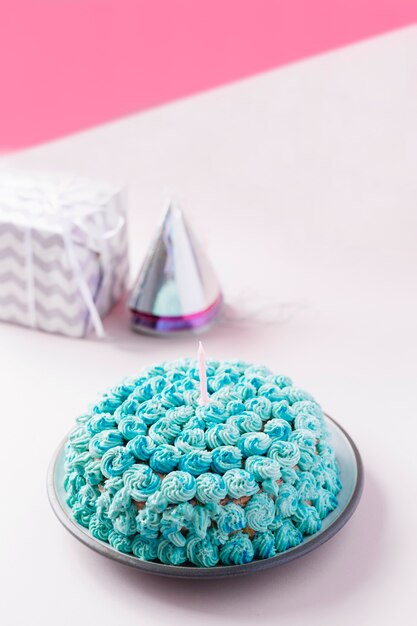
[128, 200, 222, 334]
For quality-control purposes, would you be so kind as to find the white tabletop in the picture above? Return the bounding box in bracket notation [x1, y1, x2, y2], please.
[1, 26, 416, 626]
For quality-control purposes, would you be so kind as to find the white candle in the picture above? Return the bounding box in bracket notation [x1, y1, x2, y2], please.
[197, 341, 209, 405]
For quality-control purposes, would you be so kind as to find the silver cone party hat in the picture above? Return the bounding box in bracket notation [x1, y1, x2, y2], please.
[128, 200, 222, 334]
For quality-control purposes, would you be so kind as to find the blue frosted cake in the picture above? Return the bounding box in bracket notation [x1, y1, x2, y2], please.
[64, 360, 341, 567]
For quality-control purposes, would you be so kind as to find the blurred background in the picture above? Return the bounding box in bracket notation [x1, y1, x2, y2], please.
[0, 0, 416, 151]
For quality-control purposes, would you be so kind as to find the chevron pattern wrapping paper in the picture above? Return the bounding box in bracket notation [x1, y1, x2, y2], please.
[0, 171, 129, 337]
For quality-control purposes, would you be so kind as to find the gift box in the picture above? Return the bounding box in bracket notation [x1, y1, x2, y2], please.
[0, 171, 129, 338]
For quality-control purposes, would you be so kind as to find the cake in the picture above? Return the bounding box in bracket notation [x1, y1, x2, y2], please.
[64, 359, 341, 567]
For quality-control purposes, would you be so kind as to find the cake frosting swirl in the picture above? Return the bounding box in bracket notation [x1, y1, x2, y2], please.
[64, 359, 341, 567]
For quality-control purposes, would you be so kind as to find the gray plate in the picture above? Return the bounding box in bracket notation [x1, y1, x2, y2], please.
[47, 415, 363, 579]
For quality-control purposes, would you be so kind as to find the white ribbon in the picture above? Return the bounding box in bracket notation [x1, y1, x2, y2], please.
[0, 173, 125, 338]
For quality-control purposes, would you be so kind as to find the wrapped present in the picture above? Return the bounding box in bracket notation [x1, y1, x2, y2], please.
[0, 170, 129, 338]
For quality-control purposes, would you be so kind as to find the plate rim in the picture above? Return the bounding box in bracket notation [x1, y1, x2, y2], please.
[47, 414, 364, 579]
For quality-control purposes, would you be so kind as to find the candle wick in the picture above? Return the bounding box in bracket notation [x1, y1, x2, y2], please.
[197, 341, 209, 405]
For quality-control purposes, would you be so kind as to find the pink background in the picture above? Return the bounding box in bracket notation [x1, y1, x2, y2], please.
[0, 0, 416, 150]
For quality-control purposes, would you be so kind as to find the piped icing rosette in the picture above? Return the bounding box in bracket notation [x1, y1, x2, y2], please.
[64, 359, 341, 567]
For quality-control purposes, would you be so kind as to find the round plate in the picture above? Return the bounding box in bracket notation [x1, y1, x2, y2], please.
[47, 415, 363, 579]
